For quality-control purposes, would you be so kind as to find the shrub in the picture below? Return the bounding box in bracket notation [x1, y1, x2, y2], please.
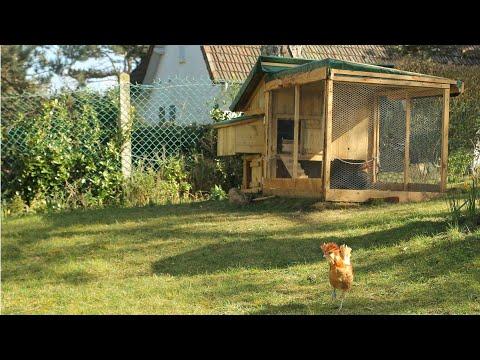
[122, 157, 192, 207]
[2, 90, 123, 211]
[209, 185, 227, 201]
[446, 176, 480, 232]
[448, 149, 475, 184]
[2, 194, 26, 216]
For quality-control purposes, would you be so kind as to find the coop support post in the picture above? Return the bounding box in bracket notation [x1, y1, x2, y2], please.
[322, 79, 333, 199]
[264, 91, 271, 182]
[293, 85, 300, 179]
[440, 88, 450, 192]
[404, 93, 411, 190]
[242, 155, 248, 190]
[372, 96, 379, 183]
[119, 72, 132, 179]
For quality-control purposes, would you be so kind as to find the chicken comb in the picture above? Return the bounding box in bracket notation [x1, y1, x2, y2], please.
[320, 242, 340, 254]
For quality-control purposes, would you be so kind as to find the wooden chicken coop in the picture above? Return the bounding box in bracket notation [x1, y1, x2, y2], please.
[214, 55, 464, 202]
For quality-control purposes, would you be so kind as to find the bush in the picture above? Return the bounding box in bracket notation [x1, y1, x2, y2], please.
[122, 157, 192, 207]
[2, 90, 123, 211]
[209, 185, 227, 201]
[448, 149, 474, 184]
[446, 176, 480, 232]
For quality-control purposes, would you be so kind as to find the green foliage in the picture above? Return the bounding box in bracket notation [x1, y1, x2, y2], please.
[122, 158, 193, 207]
[1, 45, 52, 95]
[446, 177, 480, 231]
[38, 45, 150, 88]
[387, 45, 479, 60]
[209, 185, 227, 201]
[2, 194, 27, 216]
[448, 149, 474, 183]
[2, 90, 123, 211]
[187, 153, 242, 193]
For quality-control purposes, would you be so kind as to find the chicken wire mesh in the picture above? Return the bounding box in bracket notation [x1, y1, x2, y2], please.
[330, 82, 443, 192]
[1, 77, 240, 178]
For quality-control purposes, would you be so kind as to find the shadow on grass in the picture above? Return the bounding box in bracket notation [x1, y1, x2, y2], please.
[251, 274, 480, 315]
[3, 198, 320, 245]
[151, 219, 447, 276]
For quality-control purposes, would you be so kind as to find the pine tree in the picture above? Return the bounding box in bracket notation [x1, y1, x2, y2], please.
[44, 45, 149, 87]
[1, 45, 51, 95]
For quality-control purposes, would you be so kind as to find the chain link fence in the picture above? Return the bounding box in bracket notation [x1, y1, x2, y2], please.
[128, 77, 239, 168]
[1, 76, 241, 181]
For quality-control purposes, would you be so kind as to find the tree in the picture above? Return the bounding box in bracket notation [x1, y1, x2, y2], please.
[42, 45, 149, 87]
[1, 45, 52, 95]
[387, 45, 480, 61]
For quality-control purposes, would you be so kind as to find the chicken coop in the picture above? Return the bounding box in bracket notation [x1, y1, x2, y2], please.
[214, 55, 464, 202]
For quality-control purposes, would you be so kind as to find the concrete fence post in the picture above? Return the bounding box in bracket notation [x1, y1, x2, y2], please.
[119, 72, 132, 179]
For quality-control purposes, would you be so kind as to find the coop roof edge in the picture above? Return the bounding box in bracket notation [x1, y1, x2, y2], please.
[213, 114, 264, 128]
[229, 56, 314, 112]
[230, 57, 463, 111]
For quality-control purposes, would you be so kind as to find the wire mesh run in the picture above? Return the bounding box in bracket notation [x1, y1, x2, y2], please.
[330, 82, 443, 192]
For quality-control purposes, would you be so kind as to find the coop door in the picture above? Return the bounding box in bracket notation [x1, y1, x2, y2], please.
[376, 94, 407, 185]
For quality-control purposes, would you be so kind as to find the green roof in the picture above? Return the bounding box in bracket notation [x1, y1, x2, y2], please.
[265, 57, 450, 82]
[230, 56, 461, 113]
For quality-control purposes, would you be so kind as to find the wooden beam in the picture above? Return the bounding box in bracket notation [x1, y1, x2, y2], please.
[264, 91, 271, 181]
[325, 189, 441, 203]
[372, 96, 379, 183]
[440, 88, 450, 192]
[271, 94, 278, 179]
[332, 69, 457, 85]
[260, 62, 299, 68]
[404, 93, 411, 190]
[322, 79, 333, 198]
[243, 109, 265, 116]
[331, 75, 450, 89]
[119, 72, 132, 179]
[265, 67, 327, 91]
[293, 85, 300, 179]
[263, 178, 324, 198]
[242, 156, 248, 190]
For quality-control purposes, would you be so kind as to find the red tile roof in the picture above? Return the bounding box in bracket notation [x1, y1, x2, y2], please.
[202, 45, 480, 82]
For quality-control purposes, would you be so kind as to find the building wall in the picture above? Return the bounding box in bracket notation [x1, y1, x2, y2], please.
[136, 45, 223, 126]
[150, 45, 211, 81]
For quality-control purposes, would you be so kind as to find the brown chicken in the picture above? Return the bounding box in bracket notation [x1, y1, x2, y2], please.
[320, 242, 354, 310]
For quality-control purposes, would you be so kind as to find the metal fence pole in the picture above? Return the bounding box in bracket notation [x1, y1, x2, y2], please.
[119, 73, 132, 179]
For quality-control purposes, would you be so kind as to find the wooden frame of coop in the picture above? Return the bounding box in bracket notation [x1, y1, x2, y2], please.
[215, 56, 464, 202]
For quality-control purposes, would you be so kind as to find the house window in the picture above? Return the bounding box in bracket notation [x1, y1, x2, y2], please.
[179, 46, 186, 64]
[169, 105, 177, 121]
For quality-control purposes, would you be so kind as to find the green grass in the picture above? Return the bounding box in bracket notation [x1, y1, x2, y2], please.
[2, 197, 479, 314]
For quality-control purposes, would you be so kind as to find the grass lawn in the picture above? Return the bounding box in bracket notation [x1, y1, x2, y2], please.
[1, 197, 479, 314]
